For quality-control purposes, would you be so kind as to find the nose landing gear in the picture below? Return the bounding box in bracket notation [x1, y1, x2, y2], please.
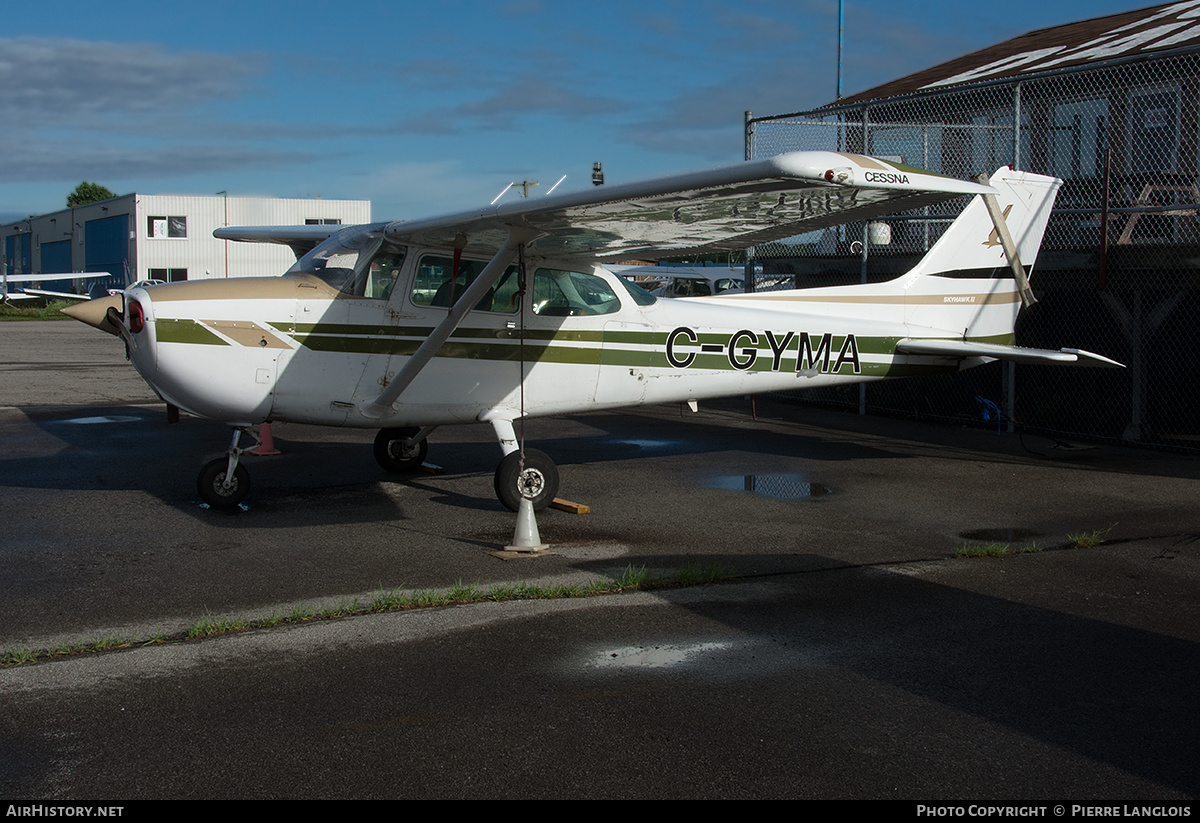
[196, 427, 258, 509]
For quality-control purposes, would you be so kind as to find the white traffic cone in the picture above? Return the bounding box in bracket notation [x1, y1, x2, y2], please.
[247, 421, 282, 456]
[505, 496, 548, 552]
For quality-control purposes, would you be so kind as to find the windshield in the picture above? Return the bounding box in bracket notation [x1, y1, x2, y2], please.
[286, 223, 406, 299]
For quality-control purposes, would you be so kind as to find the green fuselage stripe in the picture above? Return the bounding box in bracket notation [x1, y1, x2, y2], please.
[155, 318, 230, 346]
[158, 318, 1006, 377]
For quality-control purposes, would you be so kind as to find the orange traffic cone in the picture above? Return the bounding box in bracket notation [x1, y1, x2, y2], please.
[247, 421, 282, 456]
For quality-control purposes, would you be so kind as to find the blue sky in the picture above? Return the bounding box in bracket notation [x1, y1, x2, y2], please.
[0, 0, 1151, 223]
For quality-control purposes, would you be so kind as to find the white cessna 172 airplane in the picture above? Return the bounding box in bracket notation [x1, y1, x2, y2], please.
[62, 151, 1120, 512]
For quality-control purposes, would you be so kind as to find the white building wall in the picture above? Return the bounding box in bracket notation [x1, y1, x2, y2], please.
[2, 194, 370, 286]
[134, 195, 370, 281]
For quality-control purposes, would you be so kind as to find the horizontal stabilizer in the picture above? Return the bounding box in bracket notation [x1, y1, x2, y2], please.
[896, 338, 1124, 368]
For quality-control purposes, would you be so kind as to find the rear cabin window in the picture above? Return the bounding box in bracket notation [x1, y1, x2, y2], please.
[616, 276, 658, 306]
[532, 268, 621, 316]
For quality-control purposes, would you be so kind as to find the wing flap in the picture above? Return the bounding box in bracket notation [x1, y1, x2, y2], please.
[896, 338, 1124, 368]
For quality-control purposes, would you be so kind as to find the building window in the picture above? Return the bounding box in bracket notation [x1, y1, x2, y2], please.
[305, 218, 342, 225]
[148, 216, 187, 238]
[1128, 86, 1179, 175]
[148, 268, 187, 282]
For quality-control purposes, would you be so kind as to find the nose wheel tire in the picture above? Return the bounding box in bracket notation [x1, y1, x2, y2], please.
[493, 449, 559, 512]
[197, 458, 251, 509]
[373, 427, 429, 473]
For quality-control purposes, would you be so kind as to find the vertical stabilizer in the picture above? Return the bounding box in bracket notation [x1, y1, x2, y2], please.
[901, 167, 1061, 339]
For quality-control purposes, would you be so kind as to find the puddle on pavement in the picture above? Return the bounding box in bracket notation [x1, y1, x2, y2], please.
[611, 438, 680, 451]
[709, 473, 832, 500]
[958, 527, 1043, 542]
[590, 642, 733, 670]
[58, 415, 142, 424]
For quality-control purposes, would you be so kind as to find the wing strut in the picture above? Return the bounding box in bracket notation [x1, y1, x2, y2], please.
[359, 227, 536, 419]
[974, 172, 1036, 308]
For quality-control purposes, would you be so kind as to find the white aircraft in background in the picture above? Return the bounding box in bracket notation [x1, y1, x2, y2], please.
[62, 151, 1120, 512]
[1, 271, 112, 303]
[607, 265, 747, 298]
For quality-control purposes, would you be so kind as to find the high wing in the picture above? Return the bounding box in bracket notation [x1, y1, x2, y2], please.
[2, 272, 114, 303]
[213, 152, 990, 261]
[896, 339, 1123, 368]
[212, 224, 345, 258]
[379, 151, 992, 260]
[14, 288, 91, 302]
[2, 272, 112, 283]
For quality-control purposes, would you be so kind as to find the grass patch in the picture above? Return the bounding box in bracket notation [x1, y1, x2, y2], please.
[954, 541, 1043, 558]
[186, 613, 249, 639]
[0, 299, 77, 321]
[2, 562, 739, 668]
[1, 647, 36, 666]
[1067, 527, 1112, 549]
[955, 543, 1012, 558]
[671, 559, 733, 585]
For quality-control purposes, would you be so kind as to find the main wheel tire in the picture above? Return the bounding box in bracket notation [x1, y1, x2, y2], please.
[373, 427, 428, 473]
[493, 448, 559, 512]
[197, 458, 251, 509]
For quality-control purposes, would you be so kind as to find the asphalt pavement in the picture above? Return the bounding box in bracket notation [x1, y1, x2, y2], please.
[1, 320, 1197, 800]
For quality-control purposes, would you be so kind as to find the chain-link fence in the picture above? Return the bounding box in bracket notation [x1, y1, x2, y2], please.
[746, 49, 1200, 452]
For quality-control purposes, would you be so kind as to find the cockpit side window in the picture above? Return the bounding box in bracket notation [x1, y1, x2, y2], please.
[362, 249, 406, 300]
[411, 255, 520, 313]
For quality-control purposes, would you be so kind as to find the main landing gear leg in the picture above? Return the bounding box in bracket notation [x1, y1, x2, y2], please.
[197, 427, 253, 509]
[373, 426, 434, 473]
[489, 419, 559, 512]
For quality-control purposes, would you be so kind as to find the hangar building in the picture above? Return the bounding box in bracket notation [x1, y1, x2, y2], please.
[746, 1, 1200, 451]
[1, 193, 370, 297]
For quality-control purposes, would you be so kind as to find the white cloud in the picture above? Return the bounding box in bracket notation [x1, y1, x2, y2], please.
[0, 37, 260, 125]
